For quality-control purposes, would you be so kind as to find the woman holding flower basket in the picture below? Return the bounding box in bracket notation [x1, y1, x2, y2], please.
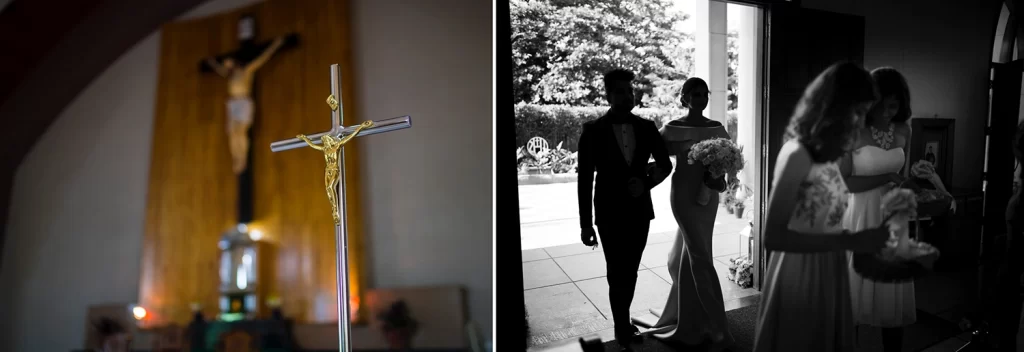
[640, 78, 742, 350]
[752, 62, 891, 352]
[841, 67, 929, 352]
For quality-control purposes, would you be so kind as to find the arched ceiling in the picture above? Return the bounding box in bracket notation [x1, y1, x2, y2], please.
[0, 0, 207, 171]
[0, 0, 207, 265]
[999, 0, 1024, 61]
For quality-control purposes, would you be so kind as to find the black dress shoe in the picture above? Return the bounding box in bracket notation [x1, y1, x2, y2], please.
[614, 337, 636, 352]
[615, 328, 643, 348]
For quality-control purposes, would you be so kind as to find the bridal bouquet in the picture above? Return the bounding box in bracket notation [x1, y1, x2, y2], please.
[688, 138, 744, 205]
[687, 138, 745, 178]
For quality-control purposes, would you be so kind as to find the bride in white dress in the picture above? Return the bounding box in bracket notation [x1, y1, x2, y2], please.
[839, 67, 917, 352]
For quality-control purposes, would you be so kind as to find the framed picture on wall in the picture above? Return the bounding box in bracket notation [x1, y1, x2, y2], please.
[909, 117, 955, 188]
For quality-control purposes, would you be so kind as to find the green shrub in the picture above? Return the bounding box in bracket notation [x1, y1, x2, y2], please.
[514, 103, 685, 151]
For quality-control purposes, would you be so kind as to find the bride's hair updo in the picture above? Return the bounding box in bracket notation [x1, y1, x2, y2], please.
[866, 67, 912, 125]
[784, 61, 879, 163]
[679, 77, 709, 109]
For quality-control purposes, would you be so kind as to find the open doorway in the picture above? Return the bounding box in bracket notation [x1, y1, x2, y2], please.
[511, 0, 765, 348]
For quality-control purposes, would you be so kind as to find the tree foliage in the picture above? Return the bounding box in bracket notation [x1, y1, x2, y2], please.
[511, 0, 740, 110]
[727, 31, 738, 111]
[511, 0, 692, 108]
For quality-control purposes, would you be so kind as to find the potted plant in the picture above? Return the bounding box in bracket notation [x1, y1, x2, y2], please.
[722, 187, 737, 214]
[732, 184, 752, 219]
[379, 301, 418, 351]
[734, 202, 745, 219]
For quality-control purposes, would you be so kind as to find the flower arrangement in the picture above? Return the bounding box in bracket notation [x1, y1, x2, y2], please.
[516, 141, 578, 174]
[880, 188, 917, 252]
[727, 255, 754, 289]
[379, 300, 419, 350]
[852, 187, 939, 282]
[909, 160, 955, 216]
[687, 138, 745, 179]
[722, 188, 738, 214]
[910, 160, 937, 180]
[881, 188, 918, 225]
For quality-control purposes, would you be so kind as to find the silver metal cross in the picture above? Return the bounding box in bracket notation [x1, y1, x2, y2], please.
[269, 64, 411, 351]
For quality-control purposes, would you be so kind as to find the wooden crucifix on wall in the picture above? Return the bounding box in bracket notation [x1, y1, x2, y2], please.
[199, 14, 299, 224]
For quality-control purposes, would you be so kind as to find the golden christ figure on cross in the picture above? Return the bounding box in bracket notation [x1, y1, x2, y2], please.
[296, 120, 374, 225]
[269, 64, 410, 352]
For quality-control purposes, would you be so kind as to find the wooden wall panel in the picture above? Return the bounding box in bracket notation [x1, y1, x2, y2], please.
[140, 0, 367, 326]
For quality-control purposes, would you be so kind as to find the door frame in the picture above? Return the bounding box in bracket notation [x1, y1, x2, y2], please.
[499, 0, 528, 350]
[755, 3, 868, 289]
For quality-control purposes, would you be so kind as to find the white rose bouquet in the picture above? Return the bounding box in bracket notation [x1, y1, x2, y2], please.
[687, 138, 745, 178]
[688, 138, 745, 205]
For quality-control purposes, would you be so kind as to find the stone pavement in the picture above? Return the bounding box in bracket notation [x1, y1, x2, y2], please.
[518, 181, 1007, 350]
[522, 223, 758, 348]
[524, 246, 994, 351]
[519, 180, 757, 348]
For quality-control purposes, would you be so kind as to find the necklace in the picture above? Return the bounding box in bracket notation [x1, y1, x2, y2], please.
[870, 124, 894, 150]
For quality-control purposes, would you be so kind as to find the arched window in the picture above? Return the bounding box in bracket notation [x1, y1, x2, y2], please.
[994, 2, 1015, 63]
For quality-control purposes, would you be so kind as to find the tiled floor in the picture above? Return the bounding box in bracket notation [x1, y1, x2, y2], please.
[519, 180, 1016, 351]
[519, 178, 751, 250]
[523, 220, 758, 348]
[525, 240, 1015, 351]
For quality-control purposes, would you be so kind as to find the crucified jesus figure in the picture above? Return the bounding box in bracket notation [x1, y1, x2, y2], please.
[296, 120, 375, 225]
[205, 36, 286, 175]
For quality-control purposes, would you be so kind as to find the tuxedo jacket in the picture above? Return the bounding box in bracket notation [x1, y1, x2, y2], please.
[577, 111, 672, 228]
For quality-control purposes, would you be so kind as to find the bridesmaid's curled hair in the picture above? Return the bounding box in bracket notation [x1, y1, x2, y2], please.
[784, 61, 879, 162]
[866, 67, 912, 125]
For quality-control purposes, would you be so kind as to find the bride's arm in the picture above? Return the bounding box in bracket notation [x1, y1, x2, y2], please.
[839, 151, 899, 193]
[645, 121, 673, 189]
[764, 143, 856, 253]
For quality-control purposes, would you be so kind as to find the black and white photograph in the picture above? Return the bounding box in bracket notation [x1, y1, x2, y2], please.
[499, 0, 1024, 351]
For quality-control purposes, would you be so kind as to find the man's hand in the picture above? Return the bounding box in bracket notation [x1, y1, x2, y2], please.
[581, 227, 598, 248]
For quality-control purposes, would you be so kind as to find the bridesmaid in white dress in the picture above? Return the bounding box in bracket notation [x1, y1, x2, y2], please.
[753, 62, 890, 352]
[840, 67, 917, 352]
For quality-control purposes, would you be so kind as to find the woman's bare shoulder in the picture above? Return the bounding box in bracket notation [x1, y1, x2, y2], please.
[778, 139, 811, 162]
[894, 121, 912, 136]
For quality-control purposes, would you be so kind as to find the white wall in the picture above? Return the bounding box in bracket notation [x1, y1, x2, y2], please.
[0, 0, 493, 350]
[802, 0, 999, 190]
[350, 0, 493, 341]
[0, 25, 162, 352]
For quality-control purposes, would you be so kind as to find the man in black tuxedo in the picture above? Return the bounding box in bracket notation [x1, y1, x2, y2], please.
[577, 69, 672, 350]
